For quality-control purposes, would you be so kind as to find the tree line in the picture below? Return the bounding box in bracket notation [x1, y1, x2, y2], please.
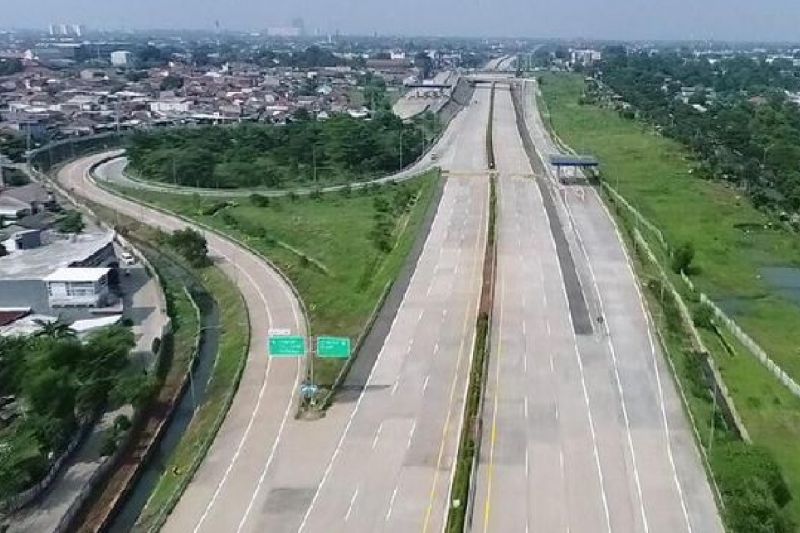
[126, 111, 437, 189]
[0, 325, 151, 500]
[583, 49, 800, 216]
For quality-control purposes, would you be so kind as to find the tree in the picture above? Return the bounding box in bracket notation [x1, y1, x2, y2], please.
[57, 211, 85, 234]
[34, 319, 76, 339]
[166, 228, 210, 267]
[250, 193, 270, 207]
[159, 75, 184, 92]
[0, 58, 23, 76]
[671, 241, 695, 274]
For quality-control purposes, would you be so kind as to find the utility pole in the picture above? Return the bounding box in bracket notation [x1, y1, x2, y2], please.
[401, 128, 405, 169]
[312, 145, 317, 183]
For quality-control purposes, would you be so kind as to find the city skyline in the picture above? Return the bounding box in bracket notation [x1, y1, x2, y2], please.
[2, 0, 800, 42]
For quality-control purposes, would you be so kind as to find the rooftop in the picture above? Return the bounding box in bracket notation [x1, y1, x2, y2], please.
[0, 231, 113, 279]
[44, 267, 110, 283]
[548, 154, 600, 167]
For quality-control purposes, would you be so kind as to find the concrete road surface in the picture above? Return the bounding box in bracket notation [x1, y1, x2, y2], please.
[63, 82, 491, 532]
[296, 86, 491, 533]
[472, 83, 723, 532]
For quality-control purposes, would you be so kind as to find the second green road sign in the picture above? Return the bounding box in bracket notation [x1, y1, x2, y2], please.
[269, 335, 307, 358]
[317, 336, 351, 358]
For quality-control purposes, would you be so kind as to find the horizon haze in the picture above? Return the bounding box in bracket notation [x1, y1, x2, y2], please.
[3, 0, 800, 42]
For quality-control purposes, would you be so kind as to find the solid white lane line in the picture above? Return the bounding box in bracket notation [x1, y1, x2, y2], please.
[344, 487, 359, 521]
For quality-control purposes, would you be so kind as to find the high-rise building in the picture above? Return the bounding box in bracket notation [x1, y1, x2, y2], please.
[110, 50, 133, 67]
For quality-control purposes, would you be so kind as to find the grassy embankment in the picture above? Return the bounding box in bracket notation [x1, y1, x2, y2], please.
[84, 203, 249, 531]
[539, 72, 800, 526]
[108, 170, 439, 388]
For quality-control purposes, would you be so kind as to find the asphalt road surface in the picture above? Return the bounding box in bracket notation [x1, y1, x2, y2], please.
[471, 83, 723, 532]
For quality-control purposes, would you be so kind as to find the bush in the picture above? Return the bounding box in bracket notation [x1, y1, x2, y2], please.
[250, 193, 270, 207]
[712, 441, 794, 532]
[57, 211, 85, 234]
[671, 241, 695, 274]
[692, 303, 715, 330]
[165, 228, 210, 267]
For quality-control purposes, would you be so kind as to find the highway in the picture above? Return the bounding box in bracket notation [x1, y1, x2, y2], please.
[296, 84, 490, 533]
[161, 86, 490, 533]
[471, 82, 723, 532]
[56, 154, 313, 530]
[71, 83, 490, 532]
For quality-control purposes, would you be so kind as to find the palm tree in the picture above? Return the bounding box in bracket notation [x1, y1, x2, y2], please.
[34, 318, 76, 339]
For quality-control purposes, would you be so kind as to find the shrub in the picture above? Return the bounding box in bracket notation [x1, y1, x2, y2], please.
[250, 193, 270, 207]
[671, 241, 695, 274]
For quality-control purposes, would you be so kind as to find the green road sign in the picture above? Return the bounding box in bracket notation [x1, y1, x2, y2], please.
[269, 335, 306, 358]
[317, 336, 351, 359]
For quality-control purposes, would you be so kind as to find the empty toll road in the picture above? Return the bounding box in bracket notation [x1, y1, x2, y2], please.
[472, 82, 723, 533]
[297, 87, 492, 533]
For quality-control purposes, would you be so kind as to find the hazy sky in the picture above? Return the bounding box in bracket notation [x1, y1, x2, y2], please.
[3, 0, 799, 42]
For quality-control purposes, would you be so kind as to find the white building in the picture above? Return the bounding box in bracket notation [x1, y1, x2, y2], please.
[110, 50, 133, 67]
[44, 267, 110, 308]
[149, 98, 192, 114]
[570, 49, 602, 67]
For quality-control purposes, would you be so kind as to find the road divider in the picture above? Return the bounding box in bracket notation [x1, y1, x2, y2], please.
[446, 82, 497, 533]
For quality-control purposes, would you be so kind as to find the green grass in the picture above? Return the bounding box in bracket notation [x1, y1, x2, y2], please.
[108, 171, 439, 387]
[538, 72, 800, 525]
[539, 72, 800, 381]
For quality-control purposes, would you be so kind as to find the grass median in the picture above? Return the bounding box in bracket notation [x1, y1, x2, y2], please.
[107, 170, 439, 388]
[539, 72, 800, 527]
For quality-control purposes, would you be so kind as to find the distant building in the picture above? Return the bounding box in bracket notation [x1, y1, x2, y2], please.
[110, 50, 133, 67]
[0, 231, 117, 315]
[266, 26, 301, 38]
[44, 267, 111, 308]
[570, 49, 602, 67]
[149, 97, 192, 114]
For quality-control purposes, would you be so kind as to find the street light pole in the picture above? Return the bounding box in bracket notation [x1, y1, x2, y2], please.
[399, 129, 404, 170]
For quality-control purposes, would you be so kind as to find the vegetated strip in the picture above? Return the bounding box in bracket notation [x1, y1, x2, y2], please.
[446, 83, 497, 533]
[323, 170, 445, 407]
[133, 262, 249, 532]
[104, 168, 440, 393]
